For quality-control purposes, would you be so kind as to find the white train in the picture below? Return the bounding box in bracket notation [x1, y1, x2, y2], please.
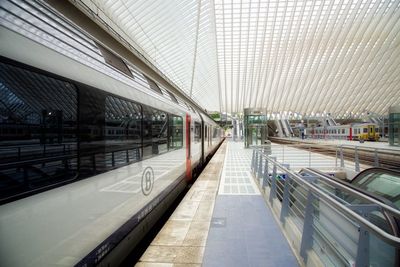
[305, 123, 380, 141]
[0, 1, 223, 266]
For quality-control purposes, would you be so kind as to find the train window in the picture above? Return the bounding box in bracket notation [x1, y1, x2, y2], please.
[142, 107, 168, 157]
[144, 75, 162, 95]
[0, 61, 78, 200]
[105, 95, 142, 164]
[194, 122, 201, 143]
[166, 90, 179, 104]
[78, 85, 107, 174]
[96, 42, 134, 78]
[363, 128, 368, 133]
[152, 109, 168, 154]
[168, 115, 183, 149]
[213, 127, 219, 139]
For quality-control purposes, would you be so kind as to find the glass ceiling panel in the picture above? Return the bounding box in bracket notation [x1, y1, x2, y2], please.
[72, 0, 400, 117]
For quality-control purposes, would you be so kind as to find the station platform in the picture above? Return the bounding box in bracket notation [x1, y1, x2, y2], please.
[136, 141, 299, 266]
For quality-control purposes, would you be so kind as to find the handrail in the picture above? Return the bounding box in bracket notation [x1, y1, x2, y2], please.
[300, 167, 400, 217]
[270, 137, 400, 155]
[255, 148, 400, 248]
[0, 145, 141, 170]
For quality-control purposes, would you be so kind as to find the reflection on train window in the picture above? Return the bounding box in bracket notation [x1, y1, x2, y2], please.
[213, 127, 219, 139]
[78, 85, 107, 174]
[105, 95, 142, 165]
[0, 61, 78, 200]
[169, 115, 183, 149]
[194, 122, 201, 143]
[151, 109, 168, 155]
[142, 107, 169, 158]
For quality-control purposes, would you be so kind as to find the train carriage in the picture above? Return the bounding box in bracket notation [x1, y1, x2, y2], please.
[0, 1, 223, 266]
[307, 123, 380, 141]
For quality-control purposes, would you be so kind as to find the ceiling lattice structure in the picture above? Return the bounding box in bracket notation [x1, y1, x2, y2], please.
[71, 0, 400, 117]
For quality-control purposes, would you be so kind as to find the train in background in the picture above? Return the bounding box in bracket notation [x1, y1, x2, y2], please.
[0, 1, 223, 266]
[305, 123, 380, 141]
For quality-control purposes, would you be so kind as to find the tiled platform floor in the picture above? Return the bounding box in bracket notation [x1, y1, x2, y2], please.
[203, 142, 298, 267]
[136, 141, 299, 266]
[136, 143, 227, 266]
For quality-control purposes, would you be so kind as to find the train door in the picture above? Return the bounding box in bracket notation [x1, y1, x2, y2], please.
[200, 119, 205, 164]
[368, 125, 374, 140]
[186, 114, 192, 181]
[349, 127, 353, 140]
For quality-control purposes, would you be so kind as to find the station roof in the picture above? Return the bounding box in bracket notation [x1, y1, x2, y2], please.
[72, 0, 400, 117]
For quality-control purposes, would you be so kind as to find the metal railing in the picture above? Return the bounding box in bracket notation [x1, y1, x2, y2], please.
[251, 147, 400, 267]
[268, 141, 400, 172]
[273, 143, 400, 172]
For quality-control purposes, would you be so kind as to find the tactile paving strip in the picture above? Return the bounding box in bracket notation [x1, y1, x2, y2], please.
[218, 142, 259, 195]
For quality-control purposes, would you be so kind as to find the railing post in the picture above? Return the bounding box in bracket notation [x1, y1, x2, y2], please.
[256, 150, 260, 173]
[18, 147, 21, 160]
[348, 204, 378, 267]
[251, 149, 256, 172]
[355, 146, 360, 172]
[112, 152, 115, 167]
[340, 146, 345, 167]
[374, 149, 379, 167]
[280, 165, 291, 223]
[356, 227, 369, 267]
[269, 158, 277, 205]
[258, 151, 263, 179]
[300, 192, 316, 263]
[263, 158, 269, 188]
[126, 150, 129, 163]
[335, 147, 338, 168]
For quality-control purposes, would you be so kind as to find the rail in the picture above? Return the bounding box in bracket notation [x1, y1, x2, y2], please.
[251, 147, 400, 267]
[269, 137, 400, 171]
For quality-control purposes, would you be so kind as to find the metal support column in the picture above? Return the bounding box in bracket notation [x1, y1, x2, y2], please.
[300, 192, 316, 262]
[280, 164, 291, 223]
[263, 158, 269, 187]
[251, 149, 256, 172]
[340, 146, 345, 167]
[258, 151, 263, 179]
[348, 204, 380, 267]
[355, 146, 360, 172]
[374, 149, 379, 167]
[269, 158, 277, 204]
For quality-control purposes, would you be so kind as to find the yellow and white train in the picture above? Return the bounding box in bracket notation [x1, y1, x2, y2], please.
[306, 123, 380, 141]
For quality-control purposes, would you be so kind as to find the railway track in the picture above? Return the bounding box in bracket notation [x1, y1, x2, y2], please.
[270, 137, 400, 171]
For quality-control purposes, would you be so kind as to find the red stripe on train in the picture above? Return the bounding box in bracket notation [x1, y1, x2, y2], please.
[186, 113, 192, 181]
